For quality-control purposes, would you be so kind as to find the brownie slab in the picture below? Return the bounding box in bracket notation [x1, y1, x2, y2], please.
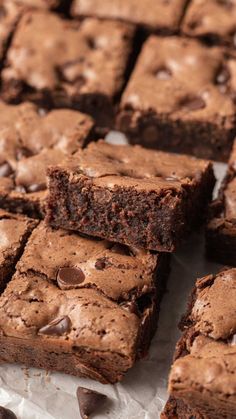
[182, 0, 236, 47]
[46, 140, 215, 252]
[117, 36, 236, 161]
[71, 0, 188, 33]
[0, 209, 37, 292]
[0, 101, 94, 218]
[206, 141, 236, 265]
[0, 10, 135, 129]
[162, 268, 236, 418]
[0, 222, 170, 384]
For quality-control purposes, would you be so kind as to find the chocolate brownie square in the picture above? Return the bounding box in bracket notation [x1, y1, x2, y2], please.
[71, 0, 188, 33]
[0, 209, 37, 292]
[117, 36, 236, 161]
[162, 268, 236, 419]
[182, 0, 236, 47]
[0, 10, 135, 129]
[0, 101, 94, 218]
[206, 140, 236, 265]
[46, 140, 215, 252]
[0, 221, 170, 383]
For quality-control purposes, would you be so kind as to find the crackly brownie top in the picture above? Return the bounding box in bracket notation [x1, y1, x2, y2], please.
[121, 36, 236, 122]
[0, 221, 162, 357]
[0, 209, 37, 266]
[0, 101, 93, 195]
[170, 334, 236, 404]
[189, 269, 236, 340]
[16, 222, 159, 302]
[169, 267, 236, 406]
[0, 1, 23, 59]
[182, 0, 236, 44]
[2, 10, 134, 97]
[56, 140, 213, 192]
[13, 0, 62, 9]
[71, 0, 188, 32]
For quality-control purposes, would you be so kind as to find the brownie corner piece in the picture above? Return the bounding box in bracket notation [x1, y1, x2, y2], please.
[162, 267, 236, 418]
[206, 140, 236, 265]
[0, 9, 135, 128]
[0, 221, 170, 383]
[117, 35, 236, 161]
[0, 101, 94, 218]
[71, 0, 188, 33]
[0, 209, 37, 292]
[182, 0, 236, 47]
[46, 140, 215, 252]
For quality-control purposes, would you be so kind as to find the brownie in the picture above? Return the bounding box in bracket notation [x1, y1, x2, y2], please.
[0, 101, 94, 218]
[0, 209, 37, 292]
[0, 10, 135, 129]
[0, 221, 170, 384]
[0, 1, 24, 63]
[46, 140, 215, 252]
[117, 35, 236, 162]
[206, 140, 236, 265]
[162, 267, 236, 419]
[182, 0, 236, 47]
[71, 0, 188, 33]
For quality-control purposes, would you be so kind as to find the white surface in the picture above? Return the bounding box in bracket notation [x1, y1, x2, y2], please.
[0, 137, 226, 419]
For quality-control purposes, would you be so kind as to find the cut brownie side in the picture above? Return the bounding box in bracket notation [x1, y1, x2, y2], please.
[206, 141, 236, 266]
[0, 222, 170, 383]
[0, 101, 94, 218]
[117, 36, 236, 162]
[46, 140, 215, 252]
[162, 268, 236, 419]
[0, 209, 37, 292]
[0, 10, 135, 129]
[182, 0, 236, 47]
[71, 0, 189, 33]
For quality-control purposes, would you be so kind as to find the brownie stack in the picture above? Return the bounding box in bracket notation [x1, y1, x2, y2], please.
[0, 1, 235, 418]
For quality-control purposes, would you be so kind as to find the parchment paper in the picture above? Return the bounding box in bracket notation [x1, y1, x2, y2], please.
[0, 133, 226, 419]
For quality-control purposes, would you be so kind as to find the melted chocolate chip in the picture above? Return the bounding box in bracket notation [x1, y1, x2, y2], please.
[27, 183, 46, 193]
[57, 267, 85, 290]
[95, 258, 106, 270]
[121, 301, 140, 316]
[216, 66, 230, 85]
[0, 406, 17, 419]
[179, 96, 206, 111]
[39, 316, 71, 336]
[155, 67, 172, 80]
[0, 162, 13, 177]
[77, 387, 107, 419]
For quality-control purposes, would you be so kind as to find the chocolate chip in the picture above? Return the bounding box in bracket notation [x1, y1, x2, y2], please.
[216, 65, 230, 85]
[121, 301, 140, 316]
[27, 183, 46, 193]
[0, 406, 17, 419]
[39, 316, 71, 336]
[95, 258, 106, 270]
[179, 96, 206, 111]
[57, 267, 85, 290]
[0, 162, 13, 177]
[77, 387, 107, 419]
[155, 67, 172, 80]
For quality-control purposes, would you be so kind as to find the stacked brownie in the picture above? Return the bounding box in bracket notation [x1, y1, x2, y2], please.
[162, 267, 236, 418]
[206, 140, 236, 266]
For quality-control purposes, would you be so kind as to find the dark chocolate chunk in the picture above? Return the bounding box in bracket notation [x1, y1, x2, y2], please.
[0, 163, 13, 177]
[77, 387, 107, 419]
[57, 267, 85, 289]
[0, 406, 17, 419]
[94, 258, 106, 270]
[39, 316, 71, 336]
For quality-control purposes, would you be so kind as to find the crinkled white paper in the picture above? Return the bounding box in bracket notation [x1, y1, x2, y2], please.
[0, 133, 226, 419]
